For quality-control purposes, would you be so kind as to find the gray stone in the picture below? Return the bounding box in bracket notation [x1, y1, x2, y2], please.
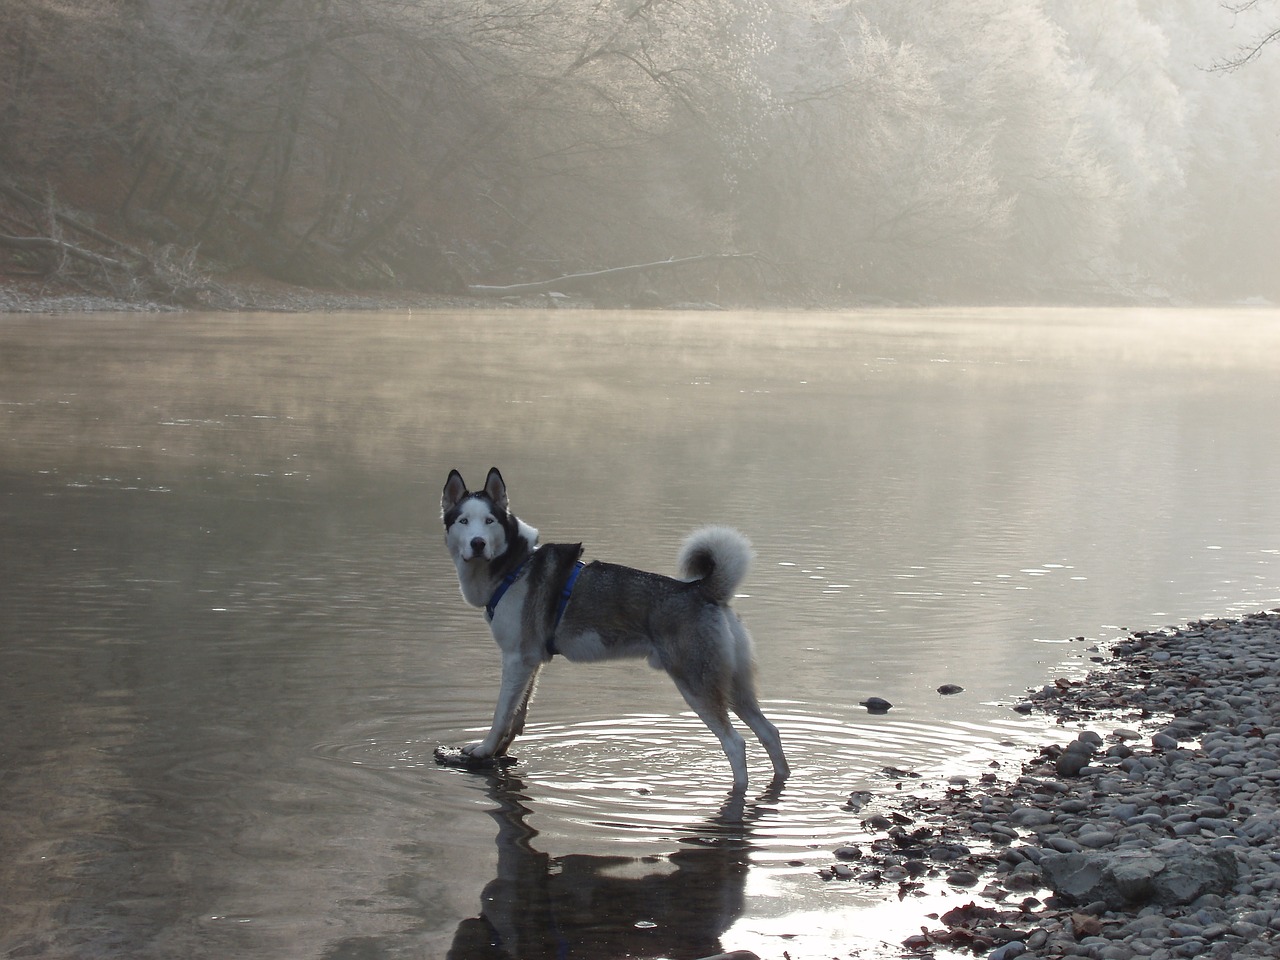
[1232, 921, 1268, 939]
[1109, 803, 1140, 821]
[1010, 806, 1055, 827]
[1057, 751, 1091, 778]
[1079, 830, 1117, 848]
[1040, 844, 1238, 909]
[989, 943, 1026, 960]
[1046, 836, 1083, 853]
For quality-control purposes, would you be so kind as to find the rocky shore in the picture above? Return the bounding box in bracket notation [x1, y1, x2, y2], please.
[823, 610, 1280, 959]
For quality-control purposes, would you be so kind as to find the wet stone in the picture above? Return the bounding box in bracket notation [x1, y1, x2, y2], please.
[840, 610, 1280, 960]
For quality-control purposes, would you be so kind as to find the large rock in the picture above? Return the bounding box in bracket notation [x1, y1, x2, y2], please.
[1040, 842, 1237, 909]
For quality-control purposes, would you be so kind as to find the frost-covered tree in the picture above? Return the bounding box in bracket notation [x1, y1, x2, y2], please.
[1048, 1, 1189, 290]
[733, 6, 1012, 295]
[876, 0, 1122, 290]
[1151, 0, 1280, 299]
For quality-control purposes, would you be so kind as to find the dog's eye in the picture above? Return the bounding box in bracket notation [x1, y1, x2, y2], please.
[485, 517, 495, 525]
[458, 517, 468, 525]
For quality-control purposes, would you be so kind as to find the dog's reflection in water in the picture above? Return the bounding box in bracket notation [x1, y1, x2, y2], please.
[447, 774, 777, 960]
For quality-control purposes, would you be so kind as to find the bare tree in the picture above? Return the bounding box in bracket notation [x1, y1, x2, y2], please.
[4, 0, 1278, 304]
[1212, 0, 1280, 69]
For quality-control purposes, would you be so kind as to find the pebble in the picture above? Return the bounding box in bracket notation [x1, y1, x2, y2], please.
[990, 943, 1026, 960]
[10, 291, 184, 313]
[834, 610, 1280, 959]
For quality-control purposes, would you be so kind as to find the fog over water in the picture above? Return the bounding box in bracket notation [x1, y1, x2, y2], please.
[2, 308, 1278, 959]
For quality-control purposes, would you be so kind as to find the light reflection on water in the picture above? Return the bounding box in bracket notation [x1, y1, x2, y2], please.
[2, 307, 1279, 959]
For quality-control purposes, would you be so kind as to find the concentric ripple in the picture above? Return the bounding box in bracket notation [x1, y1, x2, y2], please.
[315, 700, 1057, 862]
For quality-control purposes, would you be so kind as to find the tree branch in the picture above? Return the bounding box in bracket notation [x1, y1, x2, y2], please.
[0, 232, 130, 270]
[466, 253, 757, 296]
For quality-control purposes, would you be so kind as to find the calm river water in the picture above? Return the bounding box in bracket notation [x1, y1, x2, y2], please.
[2, 307, 1278, 959]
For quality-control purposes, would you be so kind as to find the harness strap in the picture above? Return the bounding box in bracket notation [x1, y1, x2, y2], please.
[485, 561, 526, 622]
[553, 561, 585, 631]
[486, 557, 585, 658]
[546, 560, 585, 657]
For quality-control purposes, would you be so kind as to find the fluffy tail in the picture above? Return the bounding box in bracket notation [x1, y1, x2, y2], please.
[677, 526, 753, 602]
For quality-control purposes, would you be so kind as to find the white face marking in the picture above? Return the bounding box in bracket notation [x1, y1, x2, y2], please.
[446, 497, 508, 562]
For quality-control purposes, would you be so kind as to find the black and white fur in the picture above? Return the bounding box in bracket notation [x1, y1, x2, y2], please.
[441, 467, 790, 790]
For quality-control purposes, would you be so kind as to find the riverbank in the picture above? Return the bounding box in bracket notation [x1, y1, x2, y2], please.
[3, 274, 1225, 315]
[0, 276, 491, 314]
[827, 611, 1280, 959]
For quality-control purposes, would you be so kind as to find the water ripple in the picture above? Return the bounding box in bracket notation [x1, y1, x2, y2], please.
[314, 701, 1054, 861]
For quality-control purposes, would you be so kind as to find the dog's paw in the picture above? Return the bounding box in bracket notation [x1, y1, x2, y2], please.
[434, 745, 515, 770]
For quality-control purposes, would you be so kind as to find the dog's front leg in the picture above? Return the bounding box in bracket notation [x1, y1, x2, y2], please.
[464, 654, 542, 759]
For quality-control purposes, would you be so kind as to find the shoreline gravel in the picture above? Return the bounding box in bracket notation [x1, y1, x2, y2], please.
[0, 281, 492, 315]
[825, 610, 1280, 960]
[3, 278, 1236, 316]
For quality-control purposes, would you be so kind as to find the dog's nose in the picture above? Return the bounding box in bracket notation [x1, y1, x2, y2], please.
[470, 537, 487, 556]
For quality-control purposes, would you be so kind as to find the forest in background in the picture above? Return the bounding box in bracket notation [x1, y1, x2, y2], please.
[1, 0, 1277, 307]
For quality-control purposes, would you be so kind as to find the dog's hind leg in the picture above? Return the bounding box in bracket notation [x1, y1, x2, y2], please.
[733, 699, 789, 783]
[670, 676, 749, 790]
[726, 615, 790, 782]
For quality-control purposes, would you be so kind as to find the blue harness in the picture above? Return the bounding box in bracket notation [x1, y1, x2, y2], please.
[484, 563, 525, 623]
[485, 559, 585, 656]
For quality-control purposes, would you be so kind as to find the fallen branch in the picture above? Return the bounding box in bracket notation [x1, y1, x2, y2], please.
[466, 253, 758, 296]
[0, 180, 146, 259]
[0, 231, 224, 307]
[0, 232, 131, 270]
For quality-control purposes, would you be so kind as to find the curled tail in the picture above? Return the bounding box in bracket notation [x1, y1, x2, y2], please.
[677, 526, 753, 603]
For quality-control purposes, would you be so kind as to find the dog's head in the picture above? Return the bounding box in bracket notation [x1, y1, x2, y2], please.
[442, 467, 512, 563]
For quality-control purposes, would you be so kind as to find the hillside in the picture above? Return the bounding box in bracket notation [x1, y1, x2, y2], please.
[3, 2, 1279, 310]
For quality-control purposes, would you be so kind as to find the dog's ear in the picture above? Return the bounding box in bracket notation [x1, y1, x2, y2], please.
[442, 470, 468, 516]
[483, 467, 508, 511]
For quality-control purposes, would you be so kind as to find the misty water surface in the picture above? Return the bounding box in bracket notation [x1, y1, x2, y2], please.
[2, 307, 1278, 959]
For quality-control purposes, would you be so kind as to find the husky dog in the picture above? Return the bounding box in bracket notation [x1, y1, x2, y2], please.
[440, 467, 789, 790]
